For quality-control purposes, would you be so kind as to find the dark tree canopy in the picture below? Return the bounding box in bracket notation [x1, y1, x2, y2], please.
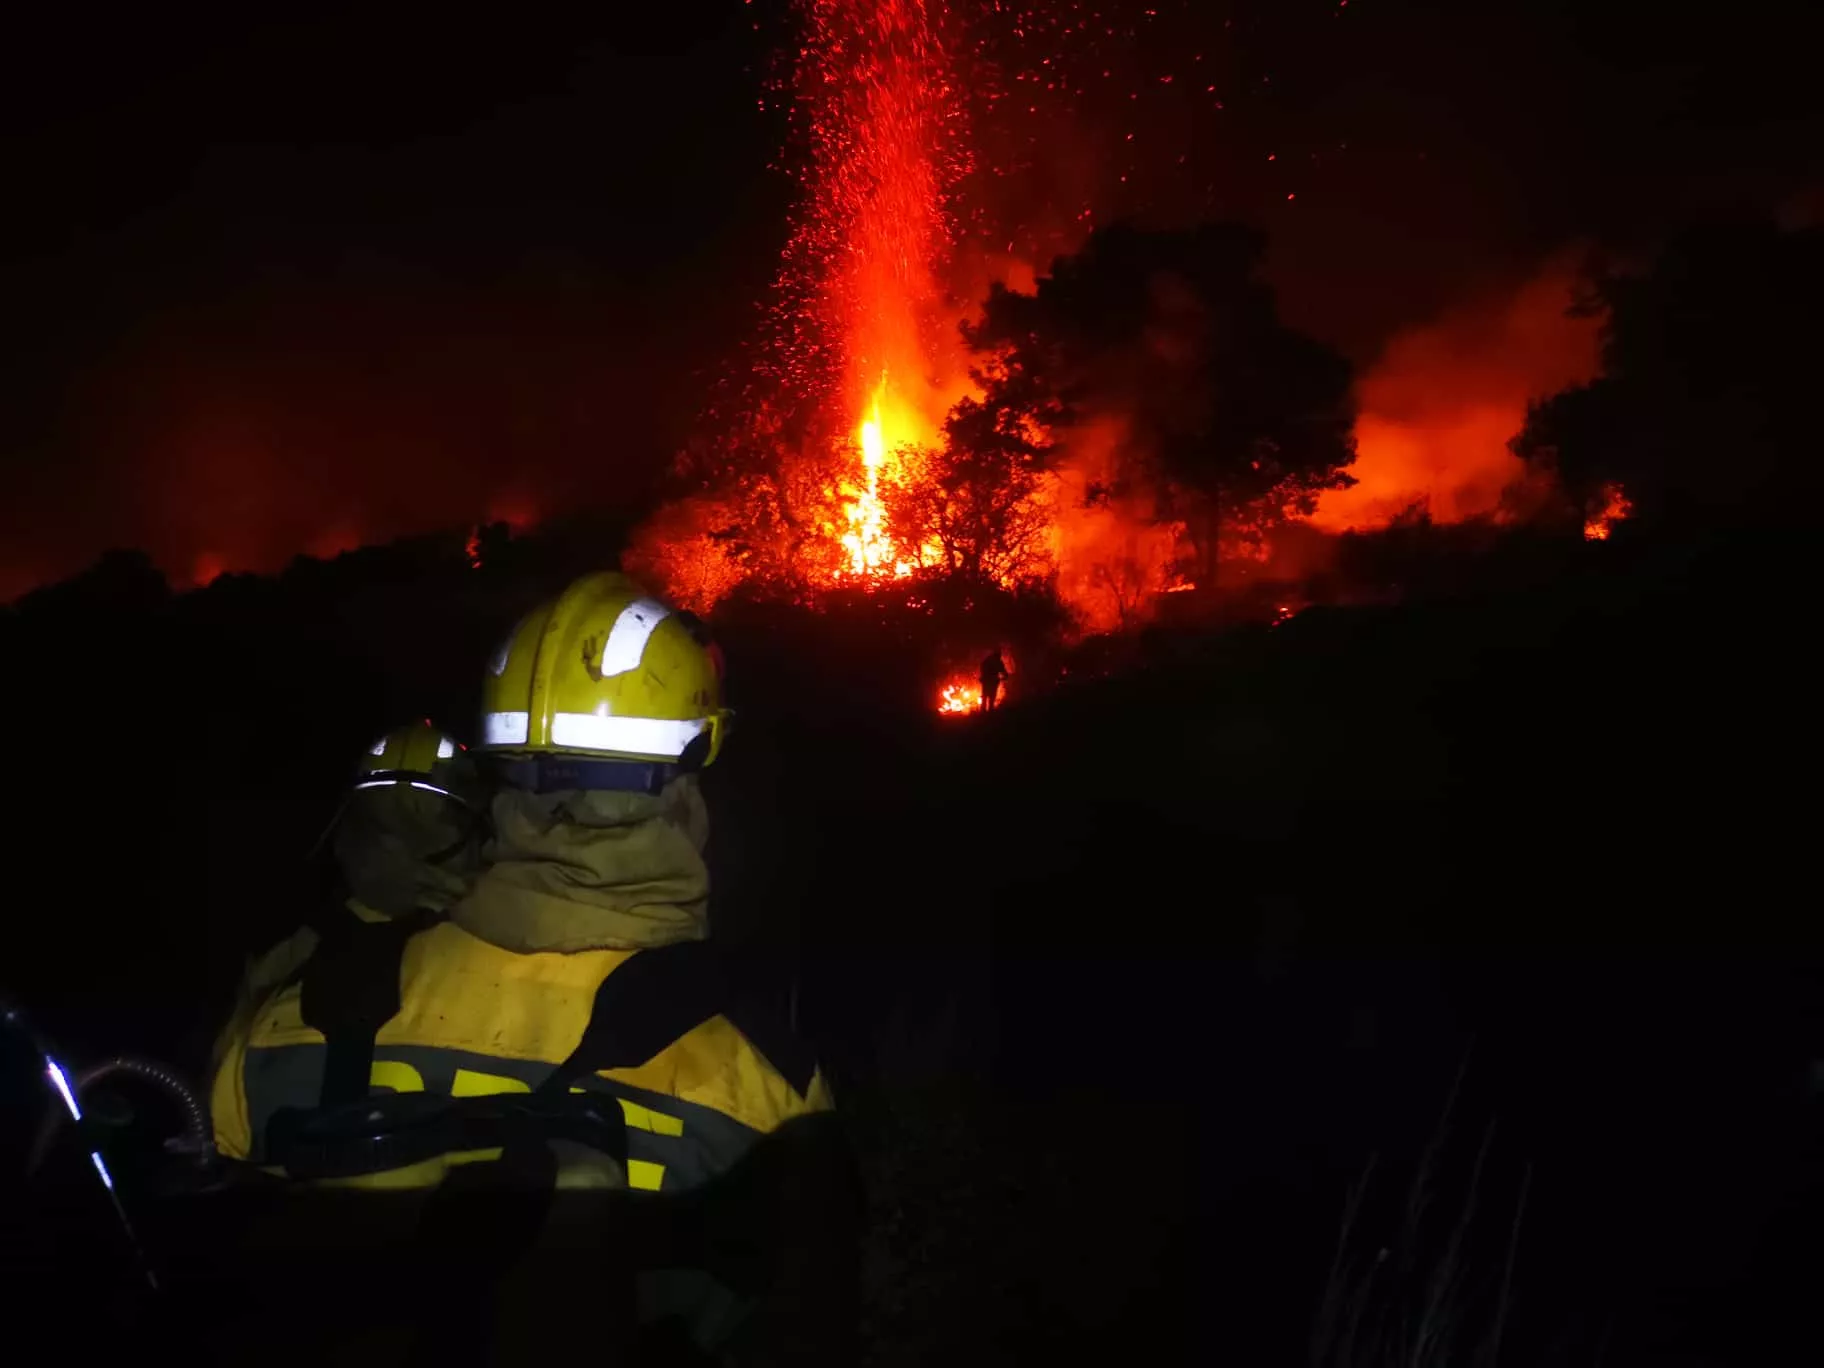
[1514, 218, 1824, 528]
[958, 222, 1357, 584]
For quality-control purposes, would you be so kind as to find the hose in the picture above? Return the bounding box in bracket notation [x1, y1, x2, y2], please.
[76, 1056, 213, 1162]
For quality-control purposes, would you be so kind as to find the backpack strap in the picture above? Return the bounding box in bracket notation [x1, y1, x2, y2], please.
[297, 907, 445, 1108]
[543, 941, 818, 1099]
[540, 940, 730, 1094]
[275, 933, 815, 1176]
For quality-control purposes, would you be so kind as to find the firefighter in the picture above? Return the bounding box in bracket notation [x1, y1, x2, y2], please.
[208, 573, 849, 1363]
[213, 720, 482, 1070]
[979, 646, 1008, 711]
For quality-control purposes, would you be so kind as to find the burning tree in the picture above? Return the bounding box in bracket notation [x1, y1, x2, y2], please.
[961, 223, 1358, 595]
[878, 395, 1055, 585]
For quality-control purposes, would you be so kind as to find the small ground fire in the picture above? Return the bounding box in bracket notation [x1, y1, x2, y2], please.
[1584, 483, 1632, 541]
[937, 678, 982, 715]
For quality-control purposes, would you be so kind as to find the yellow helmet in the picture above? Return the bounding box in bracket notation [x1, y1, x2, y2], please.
[355, 720, 480, 810]
[479, 572, 730, 792]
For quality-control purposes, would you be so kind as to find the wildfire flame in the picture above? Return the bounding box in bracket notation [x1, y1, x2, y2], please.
[634, 1, 1612, 644]
[634, 2, 1195, 625]
[937, 677, 981, 715]
[934, 646, 1011, 715]
[840, 379, 904, 577]
[779, 1, 969, 585]
[860, 410, 886, 471]
[1583, 482, 1631, 541]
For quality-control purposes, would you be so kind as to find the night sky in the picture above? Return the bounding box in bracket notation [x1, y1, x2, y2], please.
[4, 0, 1820, 596]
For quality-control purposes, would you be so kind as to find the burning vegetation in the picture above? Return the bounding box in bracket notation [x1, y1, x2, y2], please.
[629, 0, 1366, 662]
[623, 1, 1642, 700]
[13, 2, 1665, 647]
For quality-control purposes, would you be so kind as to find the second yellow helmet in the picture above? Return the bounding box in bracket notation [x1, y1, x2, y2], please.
[356, 720, 479, 809]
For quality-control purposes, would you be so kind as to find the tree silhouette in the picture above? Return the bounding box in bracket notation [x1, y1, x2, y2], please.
[957, 222, 1357, 589]
[1514, 218, 1824, 529]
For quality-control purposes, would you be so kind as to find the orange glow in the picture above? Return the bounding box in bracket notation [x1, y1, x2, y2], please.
[1583, 482, 1631, 540]
[306, 524, 360, 562]
[190, 552, 227, 588]
[486, 498, 538, 534]
[1048, 416, 1187, 633]
[1310, 261, 1602, 531]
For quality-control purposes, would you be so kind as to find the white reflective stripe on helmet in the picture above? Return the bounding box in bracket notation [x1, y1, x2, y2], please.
[436, 736, 456, 759]
[550, 712, 707, 759]
[599, 597, 673, 678]
[483, 711, 530, 745]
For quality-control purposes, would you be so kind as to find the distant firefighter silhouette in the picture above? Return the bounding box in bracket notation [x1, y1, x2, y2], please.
[979, 649, 1008, 712]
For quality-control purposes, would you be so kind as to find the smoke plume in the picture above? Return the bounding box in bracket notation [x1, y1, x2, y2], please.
[1309, 258, 1601, 531]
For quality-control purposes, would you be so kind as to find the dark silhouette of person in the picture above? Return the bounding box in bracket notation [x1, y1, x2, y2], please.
[979, 649, 1008, 712]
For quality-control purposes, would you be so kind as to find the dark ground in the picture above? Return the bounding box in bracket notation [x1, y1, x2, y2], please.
[2, 515, 1819, 1364]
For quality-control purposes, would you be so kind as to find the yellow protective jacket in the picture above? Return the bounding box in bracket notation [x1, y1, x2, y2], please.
[212, 918, 832, 1191]
[209, 777, 479, 1087]
[206, 780, 844, 1362]
[211, 779, 832, 1187]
